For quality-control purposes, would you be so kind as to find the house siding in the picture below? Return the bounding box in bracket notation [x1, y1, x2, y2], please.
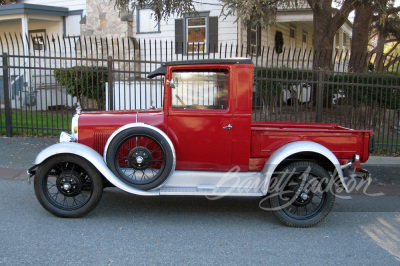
[132, 1, 238, 45]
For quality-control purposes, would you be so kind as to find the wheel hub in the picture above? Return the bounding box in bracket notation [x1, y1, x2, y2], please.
[294, 189, 314, 206]
[62, 183, 72, 191]
[136, 156, 144, 164]
[128, 147, 153, 170]
[301, 192, 310, 201]
[56, 171, 83, 197]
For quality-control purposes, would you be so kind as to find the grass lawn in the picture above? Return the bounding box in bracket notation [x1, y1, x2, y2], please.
[0, 111, 70, 136]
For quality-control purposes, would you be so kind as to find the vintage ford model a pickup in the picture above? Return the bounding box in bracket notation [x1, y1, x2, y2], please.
[29, 58, 373, 227]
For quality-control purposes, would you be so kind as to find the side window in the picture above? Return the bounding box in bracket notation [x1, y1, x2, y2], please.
[171, 70, 229, 110]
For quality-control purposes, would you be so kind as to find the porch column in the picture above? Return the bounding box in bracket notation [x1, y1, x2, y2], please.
[21, 14, 29, 55]
[21, 14, 30, 96]
[338, 28, 344, 52]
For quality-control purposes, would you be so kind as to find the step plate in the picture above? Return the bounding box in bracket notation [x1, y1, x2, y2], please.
[159, 187, 263, 196]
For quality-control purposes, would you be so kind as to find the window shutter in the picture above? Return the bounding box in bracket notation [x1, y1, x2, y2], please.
[209, 16, 218, 53]
[175, 19, 183, 54]
[257, 26, 261, 54]
[247, 25, 251, 54]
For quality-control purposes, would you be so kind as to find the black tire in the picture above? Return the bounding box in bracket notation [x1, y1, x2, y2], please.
[34, 154, 103, 218]
[269, 161, 335, 227]
[106, 127, 174, 191]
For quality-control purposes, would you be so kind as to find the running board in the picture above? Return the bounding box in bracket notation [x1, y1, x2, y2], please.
[159, 187, 263, 196]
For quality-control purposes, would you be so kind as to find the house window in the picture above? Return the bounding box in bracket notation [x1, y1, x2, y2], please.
[187, 17, 206, 53]
[275, 31, 284, 54]
[29, 29, 46, 50]
[302, 31, 308, 50]
[290, 25, 296, 49]
[174, 13, 218, 54]
[137, 8, 160, 33]
[248, 24, 261, 54]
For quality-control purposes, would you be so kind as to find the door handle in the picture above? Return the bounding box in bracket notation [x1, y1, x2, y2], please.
[223, 124, 233, 130]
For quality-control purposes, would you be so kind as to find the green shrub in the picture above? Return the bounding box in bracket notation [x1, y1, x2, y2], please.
[254, 67, 400, 110]
[54, 66, 108, 109]
[326, 72, 400, 109]
[253, 68, 314, 105]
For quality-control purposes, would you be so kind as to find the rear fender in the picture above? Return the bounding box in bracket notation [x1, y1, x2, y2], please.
[261, 141, 349, 195]
[32, 142, 159, 196]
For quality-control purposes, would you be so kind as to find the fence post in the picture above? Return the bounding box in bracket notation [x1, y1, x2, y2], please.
[107, 56, 114, 111]
[315, 70, 324, 123]
[2, 53, 12, 137]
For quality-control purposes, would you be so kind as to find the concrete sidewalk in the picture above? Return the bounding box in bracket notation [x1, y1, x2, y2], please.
[0, 136, 399, 186]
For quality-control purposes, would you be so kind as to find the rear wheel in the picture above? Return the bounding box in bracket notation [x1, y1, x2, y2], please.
[269, 161, 335, 227]
[106, 127, 174, 190]
[34, 154, 103, 218]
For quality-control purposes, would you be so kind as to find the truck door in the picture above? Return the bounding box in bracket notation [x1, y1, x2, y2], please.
[166, 67, 233, 171]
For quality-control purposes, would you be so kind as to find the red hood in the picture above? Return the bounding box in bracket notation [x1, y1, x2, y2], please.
[77, 109, 165, 152]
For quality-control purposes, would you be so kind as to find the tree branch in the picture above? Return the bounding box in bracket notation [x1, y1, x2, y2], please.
[386, 6, 400, 15]
[385, 41, 400, 55]
[331, 0, 358, 30]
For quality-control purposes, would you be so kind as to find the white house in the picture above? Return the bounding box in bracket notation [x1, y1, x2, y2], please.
[0, 0, 353, 111]
[0, 0, 85, 110]
[0, 0, 85, 49]
[128, 1, 352, 57]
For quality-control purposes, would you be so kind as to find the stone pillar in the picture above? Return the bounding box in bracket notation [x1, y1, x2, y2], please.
[79, 0, 140, 79]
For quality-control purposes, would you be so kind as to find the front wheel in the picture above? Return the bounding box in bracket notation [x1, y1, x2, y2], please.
[268, 161, 335, 227]
[34, 154, 103, 218]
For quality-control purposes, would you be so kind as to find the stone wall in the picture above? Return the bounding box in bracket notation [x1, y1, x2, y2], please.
[79, 0, 141, 79]
[80, 0, 133, 39]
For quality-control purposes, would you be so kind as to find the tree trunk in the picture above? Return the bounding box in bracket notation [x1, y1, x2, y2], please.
[349, 5, 374, 72]
[374, 0, 389, 72]
[308, 0, 357, 70]
[375, 28, 387, 72]
[311, 0, 335, 70]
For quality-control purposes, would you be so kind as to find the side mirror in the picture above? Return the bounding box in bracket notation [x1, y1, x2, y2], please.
[167, 77, 179, 88]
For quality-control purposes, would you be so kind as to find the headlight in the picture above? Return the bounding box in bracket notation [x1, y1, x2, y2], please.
[71, 114, 79, 140]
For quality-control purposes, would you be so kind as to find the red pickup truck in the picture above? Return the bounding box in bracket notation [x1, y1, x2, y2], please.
[29, 58, 373, 227]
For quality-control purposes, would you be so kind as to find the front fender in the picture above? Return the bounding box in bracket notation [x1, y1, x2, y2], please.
[260, 141, 349, 194]
[33, 142, 159, 196]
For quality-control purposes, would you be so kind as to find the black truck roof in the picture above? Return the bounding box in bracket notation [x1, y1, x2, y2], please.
[147, 58, 252, 79]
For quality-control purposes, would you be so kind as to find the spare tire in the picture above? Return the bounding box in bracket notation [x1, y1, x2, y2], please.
[106, 127, 175, 190]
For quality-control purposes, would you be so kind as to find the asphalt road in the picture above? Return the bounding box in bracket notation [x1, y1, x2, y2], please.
[0, 179, 400, 265]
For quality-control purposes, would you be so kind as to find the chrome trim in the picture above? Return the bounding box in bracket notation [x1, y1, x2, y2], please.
[71, 114, 79, 140]
[260, 141, 349, 194]
[76, 102, 82, 115]
[341, 154, 360, 169]
[103, 123, 177, 190]
[59, 132, 77, 143]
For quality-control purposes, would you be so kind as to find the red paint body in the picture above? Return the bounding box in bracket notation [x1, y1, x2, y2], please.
[78, 62, 372, 172]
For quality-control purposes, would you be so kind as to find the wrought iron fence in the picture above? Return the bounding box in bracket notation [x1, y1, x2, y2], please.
[1, 34, 399, 154]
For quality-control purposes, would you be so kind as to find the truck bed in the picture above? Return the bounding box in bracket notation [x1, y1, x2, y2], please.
[249, 121, 372, 171]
